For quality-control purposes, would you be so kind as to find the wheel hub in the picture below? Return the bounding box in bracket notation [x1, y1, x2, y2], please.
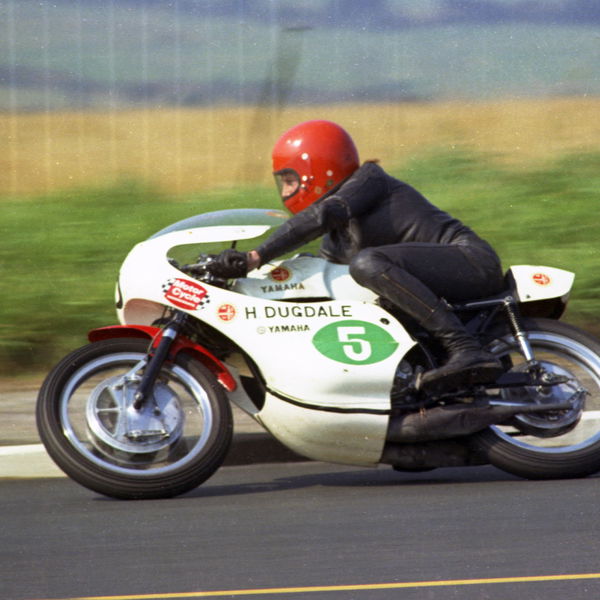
[501, 361, 585, 437]
[86, 375, 185, 454]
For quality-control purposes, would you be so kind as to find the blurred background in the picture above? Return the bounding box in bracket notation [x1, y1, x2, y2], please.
[1, 0, 599, 374]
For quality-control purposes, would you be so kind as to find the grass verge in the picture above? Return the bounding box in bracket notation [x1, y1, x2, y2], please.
[1, 150, 599, 375]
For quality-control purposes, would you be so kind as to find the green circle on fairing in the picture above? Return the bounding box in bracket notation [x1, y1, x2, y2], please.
[312, 320, 399, 365]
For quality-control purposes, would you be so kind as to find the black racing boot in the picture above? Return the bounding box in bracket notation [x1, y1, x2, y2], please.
[418, 301, 503, 394]
[348, 256, 503, 394]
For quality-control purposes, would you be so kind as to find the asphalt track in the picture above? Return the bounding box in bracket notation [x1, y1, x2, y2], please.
[3, 380, 600, 600]
[3, 462, 600, 600]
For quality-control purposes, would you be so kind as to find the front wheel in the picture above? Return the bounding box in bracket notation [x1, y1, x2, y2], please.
[36, 338, 233, 499]
[474, 318, 600, 479]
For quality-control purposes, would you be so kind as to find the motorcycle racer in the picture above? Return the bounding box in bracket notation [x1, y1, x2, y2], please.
[212, 120, 504, 392]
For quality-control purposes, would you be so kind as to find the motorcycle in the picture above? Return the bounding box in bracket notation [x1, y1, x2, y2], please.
[36, 208, 600, 499]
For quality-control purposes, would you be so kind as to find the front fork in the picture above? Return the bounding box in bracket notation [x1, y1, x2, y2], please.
[133, 311, 188, 410]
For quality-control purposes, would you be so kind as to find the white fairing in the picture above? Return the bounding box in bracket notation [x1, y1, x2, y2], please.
[233, 256, 378, 303]
[119, 238, 412, 412]
[508, 265, 574, 303]
[256, 393, 388, 465]
[115, 210, 575, 466]
[116, 213, 407, 464]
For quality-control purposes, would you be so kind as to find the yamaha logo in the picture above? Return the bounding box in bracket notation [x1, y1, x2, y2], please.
[269, 266, 291, 282]
[217, 304, 236, 322]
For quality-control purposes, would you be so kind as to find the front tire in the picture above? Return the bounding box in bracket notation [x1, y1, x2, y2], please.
[36, 338, 233, 499]
[475, 318, 600, 479]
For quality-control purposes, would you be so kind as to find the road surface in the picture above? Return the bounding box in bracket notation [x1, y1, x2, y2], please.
[2, 461, 600, 600]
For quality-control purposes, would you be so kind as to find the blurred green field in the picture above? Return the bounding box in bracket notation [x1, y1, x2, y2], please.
[1, 149, 599, 376]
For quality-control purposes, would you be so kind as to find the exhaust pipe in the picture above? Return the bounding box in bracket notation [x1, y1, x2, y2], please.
[386, 401, 571, 444]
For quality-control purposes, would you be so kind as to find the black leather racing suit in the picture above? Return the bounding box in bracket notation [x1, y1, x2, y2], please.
[254, 162, 504, 326]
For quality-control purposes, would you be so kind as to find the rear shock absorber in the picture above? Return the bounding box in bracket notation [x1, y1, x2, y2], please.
[502, 296, 536, 363]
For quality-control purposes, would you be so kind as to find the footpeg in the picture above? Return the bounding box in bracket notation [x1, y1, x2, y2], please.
[390, 366, 425, 411]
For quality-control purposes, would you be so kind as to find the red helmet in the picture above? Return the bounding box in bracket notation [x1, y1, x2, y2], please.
[272, 120, 360, 214]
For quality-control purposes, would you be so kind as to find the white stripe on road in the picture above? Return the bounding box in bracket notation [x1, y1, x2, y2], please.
[0, 443, 45, 456]
[1, 412, 600, 458]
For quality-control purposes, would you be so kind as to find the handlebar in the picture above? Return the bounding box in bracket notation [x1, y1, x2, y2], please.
[173, 254, 231, 287]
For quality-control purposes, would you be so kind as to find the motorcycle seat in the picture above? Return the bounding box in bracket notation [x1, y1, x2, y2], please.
[450, 271, 517, 312]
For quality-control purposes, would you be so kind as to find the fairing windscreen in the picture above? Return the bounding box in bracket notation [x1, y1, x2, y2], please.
[149, 208, 288, 239]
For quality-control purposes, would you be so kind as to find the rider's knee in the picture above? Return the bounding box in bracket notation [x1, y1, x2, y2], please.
[349, 248, 388, 284]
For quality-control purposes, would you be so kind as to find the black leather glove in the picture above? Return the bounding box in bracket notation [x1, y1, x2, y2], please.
[317, 196, 350, 231]
[208, 249, 248, 278]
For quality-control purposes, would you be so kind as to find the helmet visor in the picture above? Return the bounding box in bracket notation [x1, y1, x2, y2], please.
[274, 169, 300, 201]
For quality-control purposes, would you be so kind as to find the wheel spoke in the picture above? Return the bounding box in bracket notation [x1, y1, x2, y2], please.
[104, 384, 130, 439]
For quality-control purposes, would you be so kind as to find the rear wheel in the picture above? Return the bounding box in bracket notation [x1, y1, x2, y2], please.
[36, 338, 232, 499]
[475, 318, 600, 479]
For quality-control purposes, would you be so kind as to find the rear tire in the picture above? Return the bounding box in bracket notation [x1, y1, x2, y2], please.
[36, 338, 233, 499]
[474, 318, 600, 479]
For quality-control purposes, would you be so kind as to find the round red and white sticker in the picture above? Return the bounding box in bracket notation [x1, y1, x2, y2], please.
[217, 304, 236, 322]
[270, 266, 291, 282]
[532, 273, 551, 286]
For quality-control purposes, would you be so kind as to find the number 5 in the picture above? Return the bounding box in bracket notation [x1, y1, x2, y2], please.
[337, 326, 371, 361]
